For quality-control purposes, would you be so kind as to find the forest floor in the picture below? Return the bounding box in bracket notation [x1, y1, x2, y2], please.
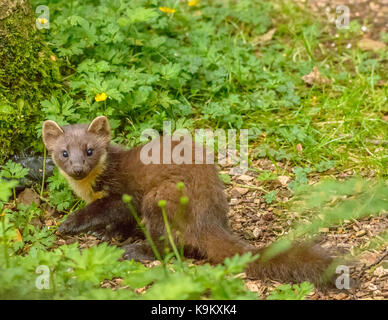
[39, 0, 388, 300]
[46, 158, 387, 300]
[242, 0, 388, 300]
[7, 0, 387, 300]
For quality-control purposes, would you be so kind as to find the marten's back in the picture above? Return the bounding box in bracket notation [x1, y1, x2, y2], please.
[99, 136, 229, 223]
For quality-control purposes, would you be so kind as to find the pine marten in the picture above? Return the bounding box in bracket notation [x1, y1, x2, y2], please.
[42, 116, 333, 286]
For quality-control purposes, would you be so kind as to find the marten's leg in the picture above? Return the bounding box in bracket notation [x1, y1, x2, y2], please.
[122, 183, 186, 261]
[58, 196, 136, 240]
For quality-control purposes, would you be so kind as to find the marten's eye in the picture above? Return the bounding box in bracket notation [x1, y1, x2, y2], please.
[86, 148, 93, 156]
[62, 151, 69, 158]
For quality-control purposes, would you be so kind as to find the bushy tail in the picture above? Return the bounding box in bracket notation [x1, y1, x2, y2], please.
[198, 226, 333, 286]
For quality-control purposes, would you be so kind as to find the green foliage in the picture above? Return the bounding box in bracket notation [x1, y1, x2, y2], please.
[314, 160, 336, 173]
[0, 3, 62, 161]
[267, 282, 314, 300]
[0, 180, 259, 300]
[264, 178, 388, 261]
[124, 253, 257, 300]
[292, 178, 388, 236]
[0, 160, 29, 180]
[29, 0, 274, 143]
[1, 0, 387, 301]
[0, 160, 29, 201]
[288, 167, 312, 190]
[219, 174, 232, 185]
[0, 179, 18, 202]
[47, 168, 78, 212]
[257, 170, 278, 182]
[264, 190, 278, 204]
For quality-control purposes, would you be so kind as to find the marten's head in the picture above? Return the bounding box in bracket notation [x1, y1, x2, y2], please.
[42, 116, 110, 180]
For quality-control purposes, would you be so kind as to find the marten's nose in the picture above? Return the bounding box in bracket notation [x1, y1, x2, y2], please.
[73, 166, 83, 176]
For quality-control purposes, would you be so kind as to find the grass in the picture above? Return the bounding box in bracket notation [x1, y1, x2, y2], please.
[246, 1, 387, 177]
[26, 0, 387, 178]
[0, 0, 387, 300]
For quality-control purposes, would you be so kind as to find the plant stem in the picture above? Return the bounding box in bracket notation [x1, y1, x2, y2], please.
[40, 148, 47, 198]
[160, 205, 182, 263]
[124, 199, 162, 261]
[1, 214, 9, 268]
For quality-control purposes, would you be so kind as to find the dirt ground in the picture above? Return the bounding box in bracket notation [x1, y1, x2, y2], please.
[223, 160, 388, 300]
[52, 156, 388, 300]
[294, 0, 388, 39]
[42, 0, 388, 300]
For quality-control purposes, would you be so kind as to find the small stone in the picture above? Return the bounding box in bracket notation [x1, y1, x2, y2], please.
[252, 227, 261, 238]
[245, 281, 260, 293]
[230, 198, 239, 205]
[319, 227, 329, 233]
[277, 176, 290, 187]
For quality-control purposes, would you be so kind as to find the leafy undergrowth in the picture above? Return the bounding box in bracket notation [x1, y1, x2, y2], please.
[1, 160, 387, 299]
[0, 0, 387, 299]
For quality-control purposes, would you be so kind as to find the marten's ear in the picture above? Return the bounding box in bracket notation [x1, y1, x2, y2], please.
[42, 120, 64, 151]
[87, 116, 110, 142]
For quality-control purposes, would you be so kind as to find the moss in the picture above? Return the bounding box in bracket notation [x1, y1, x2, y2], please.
[0, 1, 63, 161]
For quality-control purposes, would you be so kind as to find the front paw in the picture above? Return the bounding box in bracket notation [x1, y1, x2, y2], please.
[57, 213, 86, 235]
[122, 242, 155, 261]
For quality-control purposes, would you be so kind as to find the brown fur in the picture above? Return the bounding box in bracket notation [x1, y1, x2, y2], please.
[42, 116, 334, 286]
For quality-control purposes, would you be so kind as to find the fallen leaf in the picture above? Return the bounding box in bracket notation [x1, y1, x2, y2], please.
[368, 283, 378, 291]
[252, 227, 261, 238]
[296, 143, 303, 155]
[253, 28, 276, 44]
[302, 66, 330, 86]
[45, 220, 54, 226]
[230, 187, 249, 198]
[237, 174, 254, 182]
[334, 292, 348, 300]
[15, 229, 23, 242]
[373, 266, 388, 277]
[360, 251, 379, 265]
[17, 188, 40, 206]
[357, 38, 386, 51]
[246, 281, 260, 292]
[356, 230, 366, 237]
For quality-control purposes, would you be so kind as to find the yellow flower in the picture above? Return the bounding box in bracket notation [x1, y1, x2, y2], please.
[159, 6, 176, 13]
[38, 18, 48, 24]
[95, 92, 108, 102]
[188, 0, 198, 6]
